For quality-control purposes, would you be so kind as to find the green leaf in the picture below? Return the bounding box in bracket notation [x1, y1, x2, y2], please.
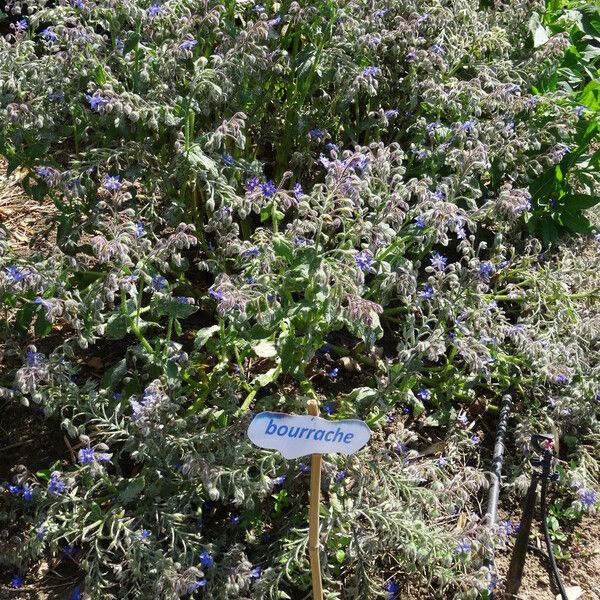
[253, 340, 277, 358]
[577, 80, 600, 111]
[529, 12, 549, 47]
[335, 550, 346, 564]
[151, 297, 199, 319]
[94, 63, 106, 85]
[123, 31, 140, 54]
[194, 325, 220, 349]
[560, 210, 593, 235]
[562, 193, 599, 210]
[100, 359, 128, 390]
[34, 312, 53, 337]
[254, 367, 278, 387]
[16, 302, 36, 333]
[106, 314, 129, 339]
[118, 476, 146, 505]
[272, 234, 293, 262]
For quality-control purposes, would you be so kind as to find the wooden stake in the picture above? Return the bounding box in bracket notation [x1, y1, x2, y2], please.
[307, 399, 324, 600]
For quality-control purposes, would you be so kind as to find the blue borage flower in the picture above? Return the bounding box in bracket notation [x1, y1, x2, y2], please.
[152, 275, 167, 291]
[240, 246, 260, 258]
[179, 38, 198, 50]
[222, 153, 234, 165]
[455, 538, 472, 554]
[249, 565, 261, 579]
[355, 250, 373, 271]
[102, 174, 121, 193]
[10, 575, 24, 589]
[272, 475, 287, 486]
[430, 252, 447, 271]
[13, 19, 27, 32]
[86, 93, 107, 111]
[199, 550, 214, 567]
[5, 266, 31, 283]
[419, 285, 435, 299]
[42, 28, 59, 42]
[48, 474, 66, 494]
[70, 587, 82, 600]
[298, 463, 310, 473]
[335, 469, 347, 482]
[77, 446, 111, 465]
[188, 579, 207, 593]
[134, 528, 150, 540]
[385, 580, 399, 599]
[416, 388, 431, 401]
[362, 65, 381, 77]
[322, 402, 336, 416]
[230, 515, 240, 525]
[580, 489, 597, 509]
[148, 3, 164, 17]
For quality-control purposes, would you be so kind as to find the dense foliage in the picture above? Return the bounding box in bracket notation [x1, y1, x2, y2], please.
[0, 0, 599, 598]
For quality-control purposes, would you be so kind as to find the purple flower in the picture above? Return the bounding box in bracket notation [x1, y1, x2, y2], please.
[260, 180, 277, 198]
[499, 520, 513, 535]
[48, 474, 65, 494]
[48, 91, 65, 101]
[362, 66, 381, 77]
[479, 261, 494, 282]
[240, 246, 260, 258]
[249, 566, 261, 579]
[209, 288, 225, 301]
[416, 388, 431, 401]
[25, 349, 43, 366]
[335, 469, 347, 483]
[426, 121, 441, 133]
[152, 275, 167, 291]
[222, 154, 234, 165]
[5, 266, 31, 283]
[42, 28, 59, 42]
[459, 120, 475, 132]
[322, 402, 336, 416]
[437, 456, 448, 466]
[10, 575, 24, 589]
[179, 38, 197, 50]
[419, 285, 435, 299]
[580, 489, 597, 509]
[86, 93, 107, 111]
[456, 415, 468, 425]
[373, 8, 389, 17]
[430, 252, 447, 271]
[148, 3, 164, 17]
[230, 515, 240, 525]
[62, 544, 78, 557]
[14, 19, 27, 32]
[245, 176, 261, 193]
[385, 109, 399, 119]
[405, 52, 417, 62]
[272, 475, 287, 486]
[134, 529, 150, 540]
[102, 174, 121, 193]
[355, 250, 373, 271]
[293, 182, 303, 200]
[35, 166, 54, 179]
[430, 44, 445, 55]
[309, 129, 324, 137]
[252, 4, 265, 12]
[188, 579, 207, 592]
[298, 463, 310, 473]
[456, 538, 472, 554]
[199, 550, 214, 568]
[385, 580, 399, 599]
[414, 215, 425, 228]
[470, 435, 480, 445]
[70, 587, 81, 600]
[78, 447, 95, 465]
[328, 367, 339, 379]
[575, 105, 585, 118]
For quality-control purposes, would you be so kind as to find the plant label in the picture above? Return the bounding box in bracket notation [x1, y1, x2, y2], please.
[247, 412, 371, 459]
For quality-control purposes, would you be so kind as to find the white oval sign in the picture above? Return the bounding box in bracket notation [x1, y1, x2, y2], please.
[247, 411, 371, 459]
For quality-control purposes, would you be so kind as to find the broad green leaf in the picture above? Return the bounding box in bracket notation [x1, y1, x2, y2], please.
[100, 359, 128, 390]
[123, 31, 140, 54]
[34, 312, 53, 337]
[529, 12, 549, 47]
[562, 193, 599, 210]
[253, 340, 277, 358]
[194, 325, 220, 349]
[151, 297, 199, 319]
[106, 314, 129, 339]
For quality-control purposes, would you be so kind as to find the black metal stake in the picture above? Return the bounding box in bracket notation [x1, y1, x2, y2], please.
[505, 433, 567, 600]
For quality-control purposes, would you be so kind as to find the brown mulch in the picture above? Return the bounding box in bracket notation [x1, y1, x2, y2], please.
[0, 159, 57, 256]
